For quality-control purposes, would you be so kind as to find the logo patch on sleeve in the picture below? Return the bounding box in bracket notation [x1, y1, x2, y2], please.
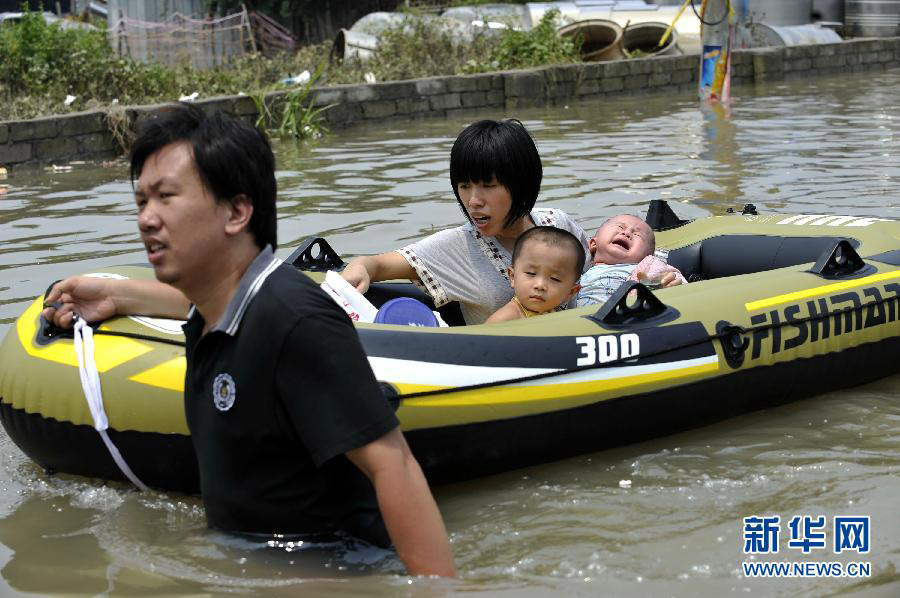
[212, 373, 236, 412]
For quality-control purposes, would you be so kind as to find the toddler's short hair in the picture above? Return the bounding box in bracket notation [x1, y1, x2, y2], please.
[512, 226, 585, 278]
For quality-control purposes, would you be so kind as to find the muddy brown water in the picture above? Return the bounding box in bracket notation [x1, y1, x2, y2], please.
[0, 71, 897, 596]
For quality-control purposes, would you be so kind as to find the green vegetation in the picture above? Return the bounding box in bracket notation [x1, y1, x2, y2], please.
[0, 7, 578, 128]
[462, 9, 581, 73]
[0, 10, 298, 121]
[207, 0, 529, 15]
[249, 63, 334, 139]
[445, 0, 527, 6]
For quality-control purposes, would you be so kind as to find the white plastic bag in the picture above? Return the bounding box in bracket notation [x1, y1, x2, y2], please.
[320, 270, 380, 323]
[320, 270, 449, 326]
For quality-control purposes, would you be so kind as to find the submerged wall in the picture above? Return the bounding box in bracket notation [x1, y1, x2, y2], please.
[1, 36, 898, 170]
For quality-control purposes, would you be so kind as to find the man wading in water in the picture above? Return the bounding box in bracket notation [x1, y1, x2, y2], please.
[42, 104, 456, 577]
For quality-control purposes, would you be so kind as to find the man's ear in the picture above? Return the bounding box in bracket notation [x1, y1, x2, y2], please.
[224, 194, 253, 236]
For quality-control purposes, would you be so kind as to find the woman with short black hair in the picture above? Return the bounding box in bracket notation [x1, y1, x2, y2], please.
[342, 119, 590, 325]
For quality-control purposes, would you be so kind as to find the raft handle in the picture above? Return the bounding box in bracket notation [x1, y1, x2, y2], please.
[380, 381, 401, 412]
[807, 239, 873, 279]
[725, 204, 758, 216]
[37, 279, 77, 344]
[287, 237, 345, 272]
[716, 320, 747, 369]
[38, 315, 75, 344]
[586, 281, 679, 328]
[646, 199, 690, 232]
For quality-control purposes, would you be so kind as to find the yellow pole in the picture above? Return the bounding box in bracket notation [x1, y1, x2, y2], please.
[699, 0, 709, 35]
[659, 0, 691, 47]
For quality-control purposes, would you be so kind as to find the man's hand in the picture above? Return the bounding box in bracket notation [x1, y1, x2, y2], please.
[41, 276, 118, 328]
[347, 428, 456, 578]
[40, 276, 191, 328]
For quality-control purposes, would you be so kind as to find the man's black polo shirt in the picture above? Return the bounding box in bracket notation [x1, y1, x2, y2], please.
[182, 247, 399, 544]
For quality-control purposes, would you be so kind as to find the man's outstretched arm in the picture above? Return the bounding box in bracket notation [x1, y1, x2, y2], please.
[41, 276, 191, 327]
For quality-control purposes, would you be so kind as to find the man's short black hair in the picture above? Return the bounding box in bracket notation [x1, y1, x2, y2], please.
[512, 226, 585, 279]
[130, 103, 277, 249]
[450, 119, 543, 230]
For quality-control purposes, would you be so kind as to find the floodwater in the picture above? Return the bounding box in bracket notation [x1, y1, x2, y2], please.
[0, 70, 898, 596]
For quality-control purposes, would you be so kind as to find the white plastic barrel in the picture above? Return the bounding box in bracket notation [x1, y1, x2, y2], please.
[622, 21, 681, 57]
[332, 29, 378, 61]
[845, 0, 900, 37]
[558, 19, 625, 61]
[745, 22, 843, 47]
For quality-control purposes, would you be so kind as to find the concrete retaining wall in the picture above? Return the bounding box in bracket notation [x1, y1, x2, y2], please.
[1, 37, 898, 170]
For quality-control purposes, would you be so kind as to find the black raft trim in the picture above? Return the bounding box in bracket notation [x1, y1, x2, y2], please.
[357, 321, 715, 370]
[3, 335, 897, 490]
[0, 403, 200, 494]
[867, 249, 900, 267]
[406, 335, 900, 485]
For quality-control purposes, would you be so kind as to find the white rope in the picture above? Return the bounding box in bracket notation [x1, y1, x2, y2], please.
[73, 319, 150, 492]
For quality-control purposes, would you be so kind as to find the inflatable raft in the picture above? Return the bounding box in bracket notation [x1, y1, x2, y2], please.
[1, 201, 898, 492]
